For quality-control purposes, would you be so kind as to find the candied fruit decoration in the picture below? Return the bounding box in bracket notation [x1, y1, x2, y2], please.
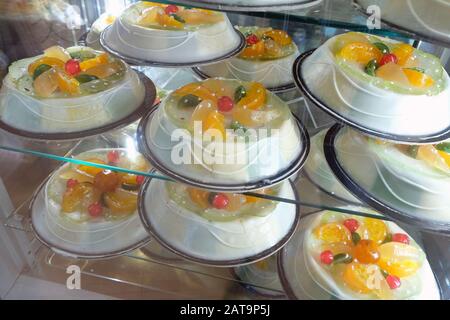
[44, 45, 71, 62]
[103, 189, 138, 215]
[62, 182, 96, 213]
[263, 39, 283, 58]
[386, 275, 401, 290]
[377, 242, 422, 278]
[337, 42, 383, 65]
[334, 32, 370, 53]
[210, 193, 229, 210]
[28, 57, 65, 76]
[379, 53, 398, 67]
[136, 175, 145, 185]
[203, 110, 226, 138]
[375, 62, 410, 86]
[343, 218, 359, 233]
[157, 13, 184, 29]
[94, 170, 120, 192]
[217, 96, 234, 112]
[223, 194, 246, 211]
[342, 262, 372, 294]
[33, 69, 58, 98]
[231, 107, 264, 128]
[353, 239, 380, 264]
[314, 223, 351, 244]
[263, 29, 292, 46]
[246, 34, 259, 46]
[164, 4, 179, 15]
[391, 233, 410, 245]
[362, 218, 388, 244]
[320, 250, 334, 265]
[88, 202, 103, 217]
[83, 61, 122, 79]
[65, 59, 81, 75]
[403, 68, 434, 88]
[79, 53, 109, 72]
[437, 150, 450, 168]
[417, 145, 449, 172]
[240, 41, 265, 59]
[203, 79, 235, 98]
[321, 242, 353, 255]
[190, 100, 217, 129]
[137, 7, 162, 26]
[66, 179, 78, 188]
[175, 83, 217, 103]
[77, 159, 106, 176]
[55, 71, 80, 95]
[107, 150, 120, 164]
[392, 43, 415, 66]
[32, 64, 52, 80]
[177, 9, 223, 25]
[236, 82, 266, 110]
[254, 260, 269, 271]
[373, 42, 390, 54]
[188, 188, 210, 209]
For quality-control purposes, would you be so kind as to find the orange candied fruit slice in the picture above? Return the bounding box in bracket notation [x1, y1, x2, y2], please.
[437, 150, 450, 168]
[79, 52, 109, 72]
[174, 83, 217, 103]
[203, 110, 226, 138]
[157, 13, 184, 29]
[43, 45, 71, 62]
[83, 61, 122, 79]
[240, 41, 265, 59]
[361, 217, 388, 244]
[263, 29, 292, 46]
[314, 222, 351, 244]
[403, 69, 434, 88]
[188, 188, 210, 209]
[377, 242, 421, 278]
[137, 7, 162, 26]
[77, 159, 106, 176]
[342, 262, 373, 294]
[392, 43, 415, 66]
[28, 57, 65, 75]
[103, 189, 137, 215]
[337, 42, 383, 65]
[236, 82, 266, 110]
[56, 71, 80, 95]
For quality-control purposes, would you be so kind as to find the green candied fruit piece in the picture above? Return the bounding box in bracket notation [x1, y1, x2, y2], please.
[373, 42, 390, 54]
[234, 85, 247, 102]
[170, 14, 185, 24]
[178, 94, 202, 108]
[436, 142, 450, 154]
[75, 74, 99, 83]
[364, 59, 378, 76]
[70, 50, 96, 61]
[407, 145, 419, 158]
[33, 64, 52, 80]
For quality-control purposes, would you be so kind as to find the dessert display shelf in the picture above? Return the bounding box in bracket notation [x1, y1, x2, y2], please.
[324, 124, 450, 235]
[164, 0, 323, 12]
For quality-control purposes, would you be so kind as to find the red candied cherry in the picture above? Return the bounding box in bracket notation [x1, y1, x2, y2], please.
[218, 96, 234, 112]
[66, 179, 78, 188]
[107, 150, 120, 164]
[343, 218, 359, 233]
[211, 193, 229, 209]
[246, 34, 259, 46]
[164, 4, 179, 15]
[392, 233, 410, 245]
[88, 202, 103, 217]
[136, 175, 145, 185]
[386, 274, 401, 289]
[379, 53, 398, 66]
[65, 59, 81, 75]
[320, 250, 334, 265]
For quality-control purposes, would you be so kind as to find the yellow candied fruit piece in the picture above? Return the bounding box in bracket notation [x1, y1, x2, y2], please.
[79, 52, 109, 72]
[392, 43, 415, 66]
[103, 189, 137, 215]
[178, 9, 223, 25]
[203, 110, 225, 138]
[264, 29, 292, 46]
[43, 45, 71, 62]
[362, 217, 388, 244]
[437, 150, 450, 168]
[77, 159, 106, 176]
[137, 7, 162, 27]
[314, 222, 351, 244]
[33, 68, 58, 98]
[342, 262, 373, 294]
[403, 69, 434, 88]
[337, 42, 383, 65]
[417, 145, 449, 172]
[56, 71, 80, 95]
[377, 242, 422, 278]
[157, 13, 184, 29]
[175, 83, 218, 103]
[375, 62, 410, 86]
[188, 188, 210, 209]
[28, 57, 65, 75]
[83, 61, 122, 79]
[240, 41, 265, 59]
[236, 82, 266, 110]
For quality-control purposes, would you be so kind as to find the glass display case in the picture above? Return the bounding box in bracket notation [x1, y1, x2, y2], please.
[0, 0, 449, 300]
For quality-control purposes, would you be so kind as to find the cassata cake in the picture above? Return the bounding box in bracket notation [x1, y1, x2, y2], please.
[280, 209, 441, 300]
[34, 148, 150, 255]
[138, 78, 306, 190]
[304, 128, 361, 204]
[356, 0, 450, 45]
[0, 45, 145, 134]
[297, 32, 450, 139]
[331, 127, 450, 225]
[197, 26, 299, 89]
[101, 1, 243, 66]
[86, 13, 117, 50]
[139, 178, 298, 264]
